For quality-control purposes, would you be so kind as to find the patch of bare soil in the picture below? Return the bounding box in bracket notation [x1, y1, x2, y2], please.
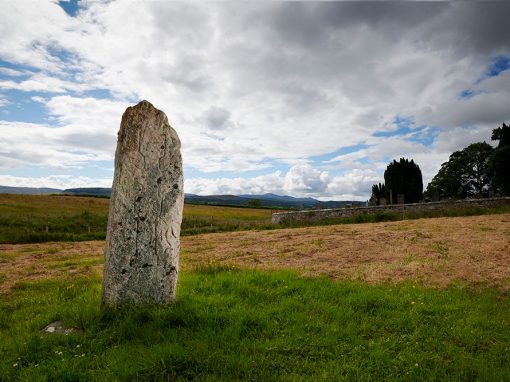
[1, 214, 509, 294]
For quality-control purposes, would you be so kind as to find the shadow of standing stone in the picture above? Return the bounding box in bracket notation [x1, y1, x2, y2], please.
[102, 100, 184, 307]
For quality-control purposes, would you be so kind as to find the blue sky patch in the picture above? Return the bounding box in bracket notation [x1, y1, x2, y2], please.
[407, 126, 437, 147]
[373, 126, 412, 138]
[0, 59, 38, 77]
[459, 89, 476, 99]
[486, 55, 510, 77]
[0, 90, 50, 124]
[58, 0, 80, 17]
[83, 89, 113, 100]
[309, 144, 370, 164]
[373, 116, 415, 138]
[46, 46, 80, 69]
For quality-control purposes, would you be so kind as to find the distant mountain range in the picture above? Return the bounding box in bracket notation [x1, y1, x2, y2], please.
[0, 185, 63, 195]
[185, 193, 356, 209]
[0, 186, 111, 197]
[0, 186, 358, 209]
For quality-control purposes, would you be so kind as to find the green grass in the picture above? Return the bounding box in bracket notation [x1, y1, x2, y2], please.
[0, 194, 272, 244]
[0, 194, 109, 244]
[1, 268, 509, 381]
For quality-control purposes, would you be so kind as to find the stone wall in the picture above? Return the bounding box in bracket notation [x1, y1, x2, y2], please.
[271, 197, 510, 225]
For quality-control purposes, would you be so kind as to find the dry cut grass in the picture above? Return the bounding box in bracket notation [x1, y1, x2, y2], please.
[1, 213, 509, 294]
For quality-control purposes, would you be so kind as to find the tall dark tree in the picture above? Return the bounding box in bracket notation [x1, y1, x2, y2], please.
[370, 183, 386, 205]
[489, 123, 510, 195]
[426, 142, 494, 199]
[491, 122, 510, 147]
[425, 151, 464, 199]
[384, 158, 423, 204]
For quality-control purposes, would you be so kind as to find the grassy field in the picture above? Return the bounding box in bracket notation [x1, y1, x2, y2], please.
[181, 203, 272, 235]
[0, 194, 272, 244]
[2, 193, 510, 244]
[0, 194, 109, 244]
[1, 214, 510, 380]
[1, 270, 510, 380]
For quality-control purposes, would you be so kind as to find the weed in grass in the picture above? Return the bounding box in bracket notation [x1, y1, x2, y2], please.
[0, 252, 17, 263]
[403, 252, 417, 265]
[18, 247, 37, 253]
[406, 235, 418, 243]
[311, 238, 323, 248]
[433, 241, 449, 260]
[415, 230, 432, 239]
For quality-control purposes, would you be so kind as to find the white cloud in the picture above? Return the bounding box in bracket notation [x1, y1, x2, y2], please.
[327, 169, 381, 201]
[0, 67, 27, 77]
[431, 125, 494, 155]
[417, 91, 510, 130]
[186, 164, 378, 200]
[283, 164, 329, 194]
[0, 119, 113, 170]
[0, 96, 129, 171]
[0, 2, 509, 198]
[0, 175, 112, 190]
[201, 106, 232, 131]
[186, 164, 333, 197]
[0, 73, 91, 93]
[185, 172, 285, 196]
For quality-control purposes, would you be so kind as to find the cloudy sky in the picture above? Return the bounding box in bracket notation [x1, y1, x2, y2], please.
[0, 1, 509, 200]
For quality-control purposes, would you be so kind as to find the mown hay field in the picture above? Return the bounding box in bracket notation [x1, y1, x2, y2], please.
[2, 213, 509, 294]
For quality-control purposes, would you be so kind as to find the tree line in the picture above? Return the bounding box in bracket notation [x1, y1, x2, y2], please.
[370, 123, 510, 205]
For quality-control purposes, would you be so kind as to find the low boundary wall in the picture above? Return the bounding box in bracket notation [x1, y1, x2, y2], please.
[271, 197, 510, 225]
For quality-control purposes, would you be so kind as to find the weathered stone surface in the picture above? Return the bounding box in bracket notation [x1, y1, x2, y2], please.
[102, 100, 183, 307]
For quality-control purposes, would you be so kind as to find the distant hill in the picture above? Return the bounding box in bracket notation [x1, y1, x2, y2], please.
[239, 193, 317, 203]
[187, 193, 358, 209]
[0, 185, 358, 209]
[0, 185, 61, 195]
[185, 194, 248, 206]
[63, 188, 112, 197]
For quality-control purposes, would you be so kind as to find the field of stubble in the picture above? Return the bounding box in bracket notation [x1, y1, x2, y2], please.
[2, 213, 509, 293]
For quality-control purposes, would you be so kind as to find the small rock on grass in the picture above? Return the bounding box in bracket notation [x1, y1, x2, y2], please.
[41, 321, 82, 335]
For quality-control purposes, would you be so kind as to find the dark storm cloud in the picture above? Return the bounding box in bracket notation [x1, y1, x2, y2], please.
[222, 2, 510, 63]
[203, 107, 231, 130]
[268, 2, 447, 46]
[434, 2, 510, 55]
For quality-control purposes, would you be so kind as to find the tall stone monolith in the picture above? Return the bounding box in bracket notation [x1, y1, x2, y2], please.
[102, 100, 183, 307]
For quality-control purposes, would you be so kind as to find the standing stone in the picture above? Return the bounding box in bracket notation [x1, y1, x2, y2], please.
[102, 100, 184, 307]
